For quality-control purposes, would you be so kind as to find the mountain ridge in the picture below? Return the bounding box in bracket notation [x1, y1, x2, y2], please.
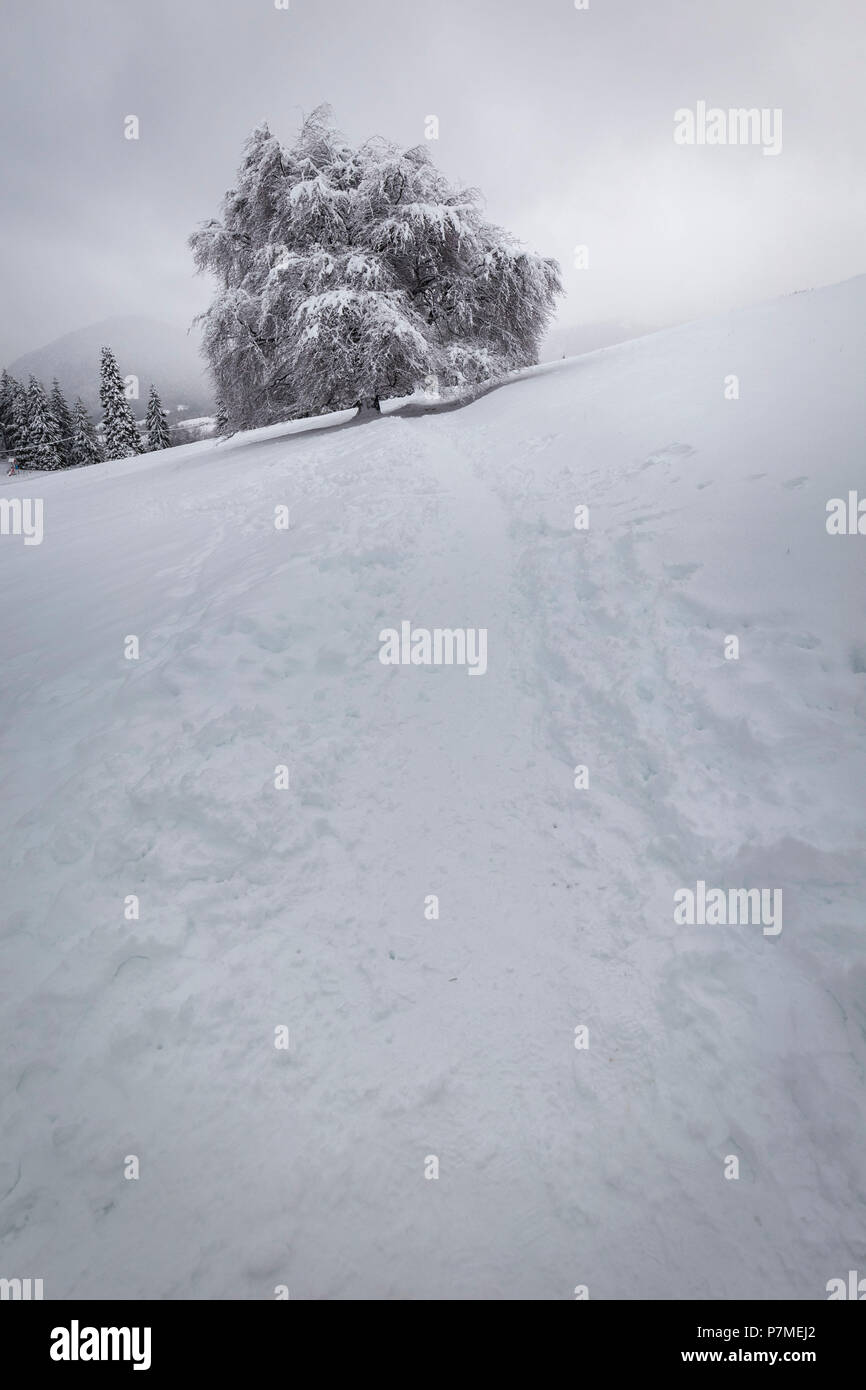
[5, 314, 214, 421]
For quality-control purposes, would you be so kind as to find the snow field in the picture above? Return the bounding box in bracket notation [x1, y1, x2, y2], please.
[1, 277, 864, 1298]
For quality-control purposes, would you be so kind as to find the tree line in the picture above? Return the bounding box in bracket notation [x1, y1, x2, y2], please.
[0, 347, 172, 471]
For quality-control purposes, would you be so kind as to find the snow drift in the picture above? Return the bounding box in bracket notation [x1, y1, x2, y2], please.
[1, 276, 864, 1299]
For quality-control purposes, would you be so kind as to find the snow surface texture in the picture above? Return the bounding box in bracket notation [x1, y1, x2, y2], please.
[1, 277, 864, 1300]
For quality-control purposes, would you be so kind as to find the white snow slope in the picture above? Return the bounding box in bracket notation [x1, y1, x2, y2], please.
[1, 277, 865, 1301]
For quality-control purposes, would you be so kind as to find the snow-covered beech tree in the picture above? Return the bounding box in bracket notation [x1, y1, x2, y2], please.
[146, 385, 172, 451]
[71, 397, 103, 467]
[99, 347, 144, 459]
[27, 376, 64, 470]
[190, 106, 562, 429]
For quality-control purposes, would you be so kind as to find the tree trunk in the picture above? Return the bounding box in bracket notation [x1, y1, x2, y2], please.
[352, 395, 382, 420]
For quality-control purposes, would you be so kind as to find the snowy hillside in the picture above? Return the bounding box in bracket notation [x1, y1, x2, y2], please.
[1, 276, 864, 1300]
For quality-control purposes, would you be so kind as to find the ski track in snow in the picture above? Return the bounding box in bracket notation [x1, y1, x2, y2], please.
[1, 278, 865, 1298]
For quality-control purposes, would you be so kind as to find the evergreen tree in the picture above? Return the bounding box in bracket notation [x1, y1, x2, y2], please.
[27, 376, 64, 470]
[190, 105, 562, 430]
[70, 397, 103, 467]
[99, 347, 144, 459]
[0, 370, 21, 455]
[145, 384, 172, 451]
[50, 378, 75, 465]
[10, 382, 32, 467]
[214, 396, 229, 435]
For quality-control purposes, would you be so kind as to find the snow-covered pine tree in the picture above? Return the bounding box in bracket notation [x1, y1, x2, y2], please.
[190, 105, 562, 430]
[0, 370, 20, 454]
[99, 347, 144, 459]
[145, 385, 172, 451]
[50, 379, 74, 466]
[214, 396, 229, 436]
[27, 376, 65, 470]
[70, 397, 103, 467]
[10, 381, 32, 467]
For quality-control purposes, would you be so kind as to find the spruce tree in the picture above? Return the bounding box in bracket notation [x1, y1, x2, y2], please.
[145, 384, 172, 451]
[27, 376, 64, 470]
[99, 347, 144, 459]
[50, 378, 75, 465]
[71, 397, 103, 467]
[0, 371, 21, 455]
[10, 382, 32, 468]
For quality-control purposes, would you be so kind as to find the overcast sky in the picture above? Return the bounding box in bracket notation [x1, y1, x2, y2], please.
[1, 0, 864, 362]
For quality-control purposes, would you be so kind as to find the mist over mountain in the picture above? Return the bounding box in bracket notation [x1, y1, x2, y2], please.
[6, 316, 214, 422]
[540, 319, 666, 362]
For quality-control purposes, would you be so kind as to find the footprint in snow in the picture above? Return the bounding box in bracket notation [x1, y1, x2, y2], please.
[642, 442, 696, 469]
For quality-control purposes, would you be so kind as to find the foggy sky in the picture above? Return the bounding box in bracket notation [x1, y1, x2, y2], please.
[1, 0, 864, 362]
